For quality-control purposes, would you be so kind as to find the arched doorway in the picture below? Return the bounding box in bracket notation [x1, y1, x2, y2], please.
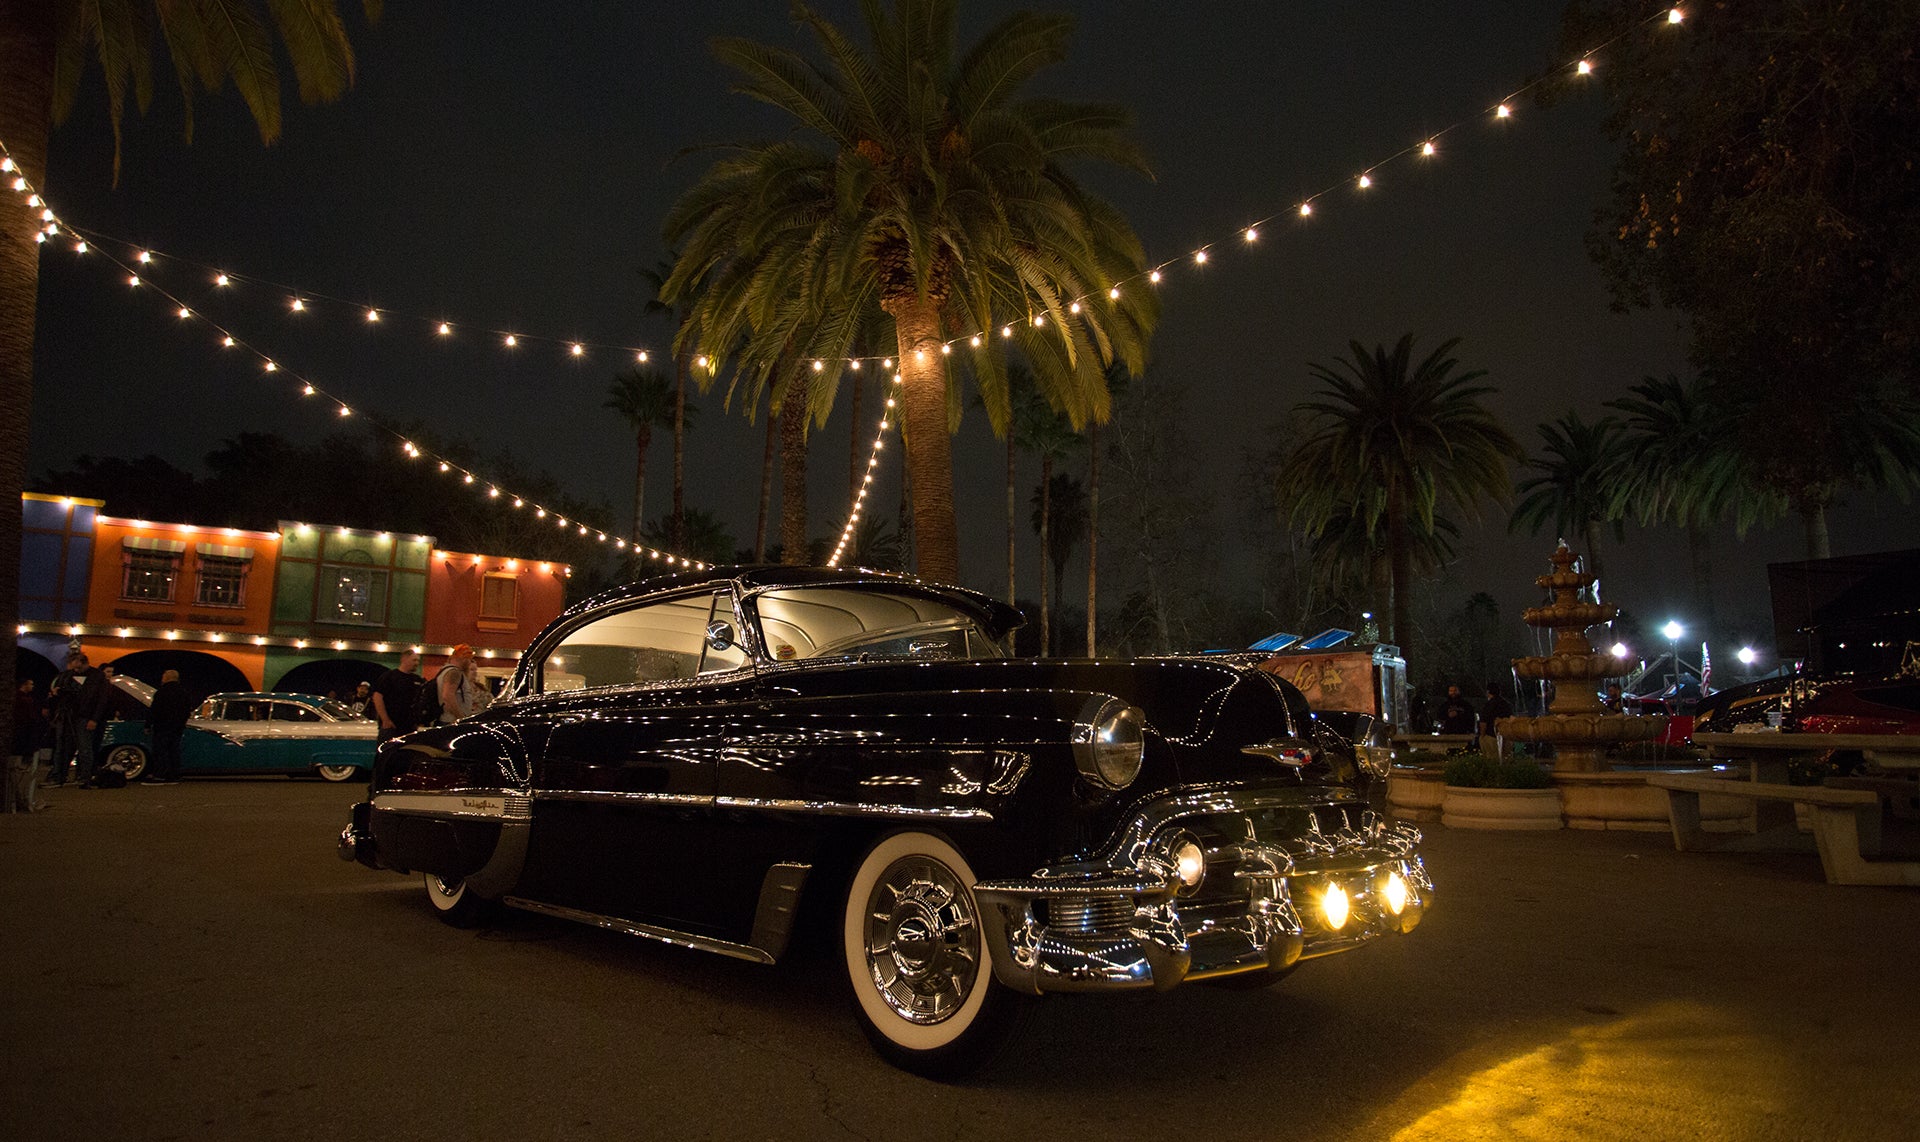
[16, 645, 59, 699]
[105, 649, 251, 705]
[272, 658, 388, 700]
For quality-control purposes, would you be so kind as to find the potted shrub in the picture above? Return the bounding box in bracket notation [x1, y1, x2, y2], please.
[1440, 752, 1563, 830]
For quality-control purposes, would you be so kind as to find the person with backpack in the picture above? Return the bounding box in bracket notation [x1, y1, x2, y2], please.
[371, 649, 425, 745]
[432, 644, 491, 724]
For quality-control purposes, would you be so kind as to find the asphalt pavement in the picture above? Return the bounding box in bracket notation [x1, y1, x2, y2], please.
[3, 780, 1916, 1142]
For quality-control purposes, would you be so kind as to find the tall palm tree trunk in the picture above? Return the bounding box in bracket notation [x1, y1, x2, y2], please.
[0, 4, 57, 753]
[780, 380, 809, 564]
[1387, 485, 1412, 650]
[1086, 423, 1099, 657]
[755, 409, 777, 561]
[631, 426, 651, 542]
[1802, 502, 1831, 560]
[1038, 456, 1053, 655]
[884, 296, 959, 584]
[1006, 432, 1017, 606]
[672, 347, 688, 550]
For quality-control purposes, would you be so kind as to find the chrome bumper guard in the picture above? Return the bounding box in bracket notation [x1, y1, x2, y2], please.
[973, 799, 1432, 995]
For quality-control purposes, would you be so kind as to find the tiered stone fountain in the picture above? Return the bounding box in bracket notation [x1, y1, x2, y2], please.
[1499, 543, 1667, 773]
[1495, 543, 1752, 830]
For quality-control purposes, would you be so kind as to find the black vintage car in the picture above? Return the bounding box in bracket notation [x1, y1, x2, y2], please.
[339, 567, 1432, 1076]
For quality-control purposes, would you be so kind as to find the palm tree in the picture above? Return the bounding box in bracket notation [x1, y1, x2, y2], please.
[1604, 375, 1771, 628]
[1509, 411, 1626, 591]
[641, 256, 696, 550]
[643, 507, 736, 569]
[661, 0, 1157, 585]
[0, 0, 374, 753]
[1276, 335, 1523, 649]
[1032, 472, 1089, 655]
[776, 367, 814, 565]
[602, 367, 683, 543]
[1013, 387, 1083, 655]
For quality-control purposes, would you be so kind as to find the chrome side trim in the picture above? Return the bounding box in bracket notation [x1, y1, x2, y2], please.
[500, 897, 776, 965]
[714, 796, 992, 822]
[371, 790, 533, 821]
[534, 790, 712, 807]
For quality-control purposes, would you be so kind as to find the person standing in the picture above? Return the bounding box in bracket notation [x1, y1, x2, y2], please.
[1480, 682, 1514, 754]
[7, 679, 49, 812]
[1437, 683, 1478, 736]
[347, 681, 373, 717]
[42, 654, 82, 787]
[142, 669, 194, 785]
[371, 649, 425, 744]
[435, 644, 491, 724]
[49, 654, 113, 788]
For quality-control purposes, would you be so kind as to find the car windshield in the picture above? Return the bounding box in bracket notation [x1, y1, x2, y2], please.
[750, 586, 1009, 662]
[316, 698, 361, 720]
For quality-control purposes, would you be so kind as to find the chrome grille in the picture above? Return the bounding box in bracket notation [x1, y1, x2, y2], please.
[1044, 895, 1133, 934]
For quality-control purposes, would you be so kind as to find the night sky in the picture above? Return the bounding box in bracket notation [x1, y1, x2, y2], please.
[24, 2, 1918, 655]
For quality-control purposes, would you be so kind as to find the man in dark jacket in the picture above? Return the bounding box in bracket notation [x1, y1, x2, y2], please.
[47, 653, 114, 787]
[1436, 684, 1478, 736]
[142, 669, 195, 785]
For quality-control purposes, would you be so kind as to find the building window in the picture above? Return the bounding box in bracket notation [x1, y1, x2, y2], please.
[327, 564, 389, 625]
[195, 555, 250, 608]
[480, 573, 520, 621]
[122, 548, 181, 601]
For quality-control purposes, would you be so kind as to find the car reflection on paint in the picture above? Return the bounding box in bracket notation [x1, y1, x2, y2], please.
[338, 566, 1434, 1078]
[101, 689, 376, 782]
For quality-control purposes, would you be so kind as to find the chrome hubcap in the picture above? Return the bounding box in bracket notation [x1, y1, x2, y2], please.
[864, 856, 978, 1025]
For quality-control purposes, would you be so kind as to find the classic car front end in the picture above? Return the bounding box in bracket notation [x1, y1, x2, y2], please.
[339, 566, 1432, 1076]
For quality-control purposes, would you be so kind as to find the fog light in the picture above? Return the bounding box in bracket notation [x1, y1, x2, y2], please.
[1382, 871, 1409, 916]
[1320, 884, 1350, 930]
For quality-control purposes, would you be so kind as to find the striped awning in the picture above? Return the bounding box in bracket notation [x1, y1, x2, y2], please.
[195, 542, 255, 560]
[122, 536, 186, 554]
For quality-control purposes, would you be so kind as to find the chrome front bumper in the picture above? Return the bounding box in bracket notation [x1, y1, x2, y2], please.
[973, 794, 1431, 995]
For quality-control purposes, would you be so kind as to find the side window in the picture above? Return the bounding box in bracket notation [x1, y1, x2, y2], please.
[272, 702, 322, 723]
[543, 590, 745, 692]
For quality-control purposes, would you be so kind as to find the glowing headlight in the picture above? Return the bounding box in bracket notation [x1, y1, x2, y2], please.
[1160, 831, 1207, 895]
[1074, 697, 1146, 790]
[1381, 870, 1409, 916]
[1320, 884, 1351, 930]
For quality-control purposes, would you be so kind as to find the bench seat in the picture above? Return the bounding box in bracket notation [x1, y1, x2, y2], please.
[1643, 773, 1918, 887]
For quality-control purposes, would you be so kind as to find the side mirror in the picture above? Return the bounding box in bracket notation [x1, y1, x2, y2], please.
[706, 621, 735, 652]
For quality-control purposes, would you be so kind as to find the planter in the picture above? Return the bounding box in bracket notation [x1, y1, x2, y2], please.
[1441, 785, 1564, 831]
[1386, 767, 1447, 823]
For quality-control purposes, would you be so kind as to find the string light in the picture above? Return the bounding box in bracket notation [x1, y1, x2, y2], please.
[3, 4, 1691, 576]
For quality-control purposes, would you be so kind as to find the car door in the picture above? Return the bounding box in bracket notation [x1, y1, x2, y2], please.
[185, 698, 265, 774]
[265, 700, 328, 771]
[514, 587, 756, 938]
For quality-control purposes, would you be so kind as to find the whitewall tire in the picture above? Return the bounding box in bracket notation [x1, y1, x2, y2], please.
[841, 830, 1029, 1078]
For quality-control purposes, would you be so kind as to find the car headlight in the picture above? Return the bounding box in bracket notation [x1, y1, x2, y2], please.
[1157, 829, 1208, 896]
[1073, 697, 1146, 790]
